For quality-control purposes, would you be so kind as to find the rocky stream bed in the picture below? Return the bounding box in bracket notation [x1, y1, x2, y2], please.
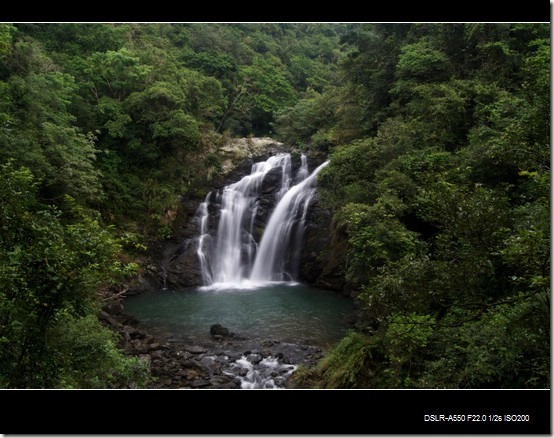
[100, 303, 324, 389]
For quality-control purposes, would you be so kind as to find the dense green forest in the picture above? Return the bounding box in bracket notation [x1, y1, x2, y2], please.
[0, 23, 347, 387]
[290, 24, 550, 388]
[0, 23, 549, 388]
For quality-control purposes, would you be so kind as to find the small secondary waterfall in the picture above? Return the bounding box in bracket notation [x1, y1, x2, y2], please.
[195, 153, 328, 288]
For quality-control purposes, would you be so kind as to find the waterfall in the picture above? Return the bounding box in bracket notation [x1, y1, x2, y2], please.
[195, 153, 327, 289]
[249, 160, 329, 282]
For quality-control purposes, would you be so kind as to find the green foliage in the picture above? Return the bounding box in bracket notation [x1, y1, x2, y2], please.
[0, 163, 145, 387]
[151, 110, 201, 149]
[47, 314, 150, 388]
[418, 294, 549, 388]
[399, 80, 473, 150]
[0, 67, 103, 203]
[310, 23, 549, 389]
[241, 53, 296, 132]
[184, 50, 238, 79]
[395, 40, 450, 83]
[500, 172, 549, 297]
[335, 203, 422, 286]
[318, 138, 383, 206]
[335, 25, 406, 136]
[309, 332, 375, 388]
[0, 24, 16, 61]
[85, 48, 153, 101]
[383, 313, 435, 385]
[273, 88, 341, 148]
[22, 23, 344, 219]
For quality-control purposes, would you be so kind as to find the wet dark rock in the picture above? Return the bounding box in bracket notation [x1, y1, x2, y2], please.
[174, 350, 192, 360]
[98, 311, 123, 331]
[191, 379, 210, 388]
[186, 345, 207, 354]
[150, 350, 164, 360]
[111, 312, 332, 388]
[261, 166, 282, 195]
[276, 352, 287, 361]
[123, 325, 146, 340]
[138, 354, 152, 368]
[206, 362, 223, 375]
[118, 314, 139, 325]
[227, 352, 243, 362]
[166, 359, 179, 369]
[131, 340, 150, 354]
[102, 301, 124, 315]
[164, 239, 203, 290]
[210, 324, 230, 337]
[184, 369, 202, 380]
[247, 353, 263, 365]
[211, 379, 240, 389]
[299, 200, 350, 295]
[182, 360, 207, 372]
[128, 271, 163, 295]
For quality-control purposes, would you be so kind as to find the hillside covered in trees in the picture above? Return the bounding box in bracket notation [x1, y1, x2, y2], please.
[288, 24, 550, 388]
[0, 23, 348, 387]
[0, 23, 549, 389]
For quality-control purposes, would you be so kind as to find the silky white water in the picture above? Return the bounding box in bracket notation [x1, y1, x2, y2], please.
[250, 160, 328, 282]
[195, 153, 328, 289]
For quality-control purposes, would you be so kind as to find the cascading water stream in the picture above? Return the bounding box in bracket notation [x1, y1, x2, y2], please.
[249, 160, 329, 282]
[196, 154, 291, 286]
[195, 153, 328, 289]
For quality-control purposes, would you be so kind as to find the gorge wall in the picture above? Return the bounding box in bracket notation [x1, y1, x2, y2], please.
[132, 137, 349, 295]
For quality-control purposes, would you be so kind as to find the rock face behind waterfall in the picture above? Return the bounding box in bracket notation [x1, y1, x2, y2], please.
[137, 137, 348, 293]
[218, 137, 289, 176]
[161, 138, 290, 290]
[299, 200, 350, 295]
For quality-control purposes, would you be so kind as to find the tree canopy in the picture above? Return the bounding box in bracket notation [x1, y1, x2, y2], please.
[286, 23, 549, 389]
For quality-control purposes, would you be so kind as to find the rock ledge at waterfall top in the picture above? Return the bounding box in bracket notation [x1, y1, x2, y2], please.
[219, 137, 287, 175]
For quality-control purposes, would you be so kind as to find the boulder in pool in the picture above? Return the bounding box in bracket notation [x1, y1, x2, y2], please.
[210, 323, 230, 337]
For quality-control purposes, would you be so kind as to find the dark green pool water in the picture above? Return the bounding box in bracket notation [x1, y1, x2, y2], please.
[124, 283, 353, 345]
